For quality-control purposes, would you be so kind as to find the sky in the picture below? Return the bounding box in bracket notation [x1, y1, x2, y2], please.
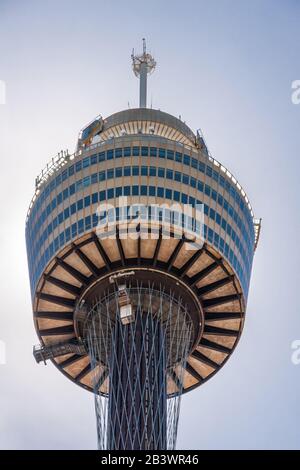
[0, 0, 299, 449]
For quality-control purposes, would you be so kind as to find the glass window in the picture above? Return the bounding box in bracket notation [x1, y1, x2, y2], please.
[64, 207, 70, 219]
[174, 171, 181, 182]
[157, 187, 164, 198]
[77, 199, 83, 211]
[124, 166, 131, 177]
[149, 166, 156, 176]
[107, 188, 114, 199]
[181, 193, 187, 204]
[141, 166, 148, 176]
[85, 215, 91, 230]
[70, 203, 76, 215]
[166, 169, 173, 179]
[166, 189, 172, 199]
[91, 154, 97, 165]
[149, 186, 155, 196]
[115, 148, 122, 158]
[62, 170, 68, 182]
[58, 212, 63, 224]
[150, 147, 157, 157]
[83, 176, 90, 187]
[68, 165, 74, 176]
[133, 146, 139, 156]
[107, 149, 114, 160]
[78, 219, 84, 234]
[197, 181, 204, 192]
[175, 152, 182, 162]
[98, 151, 105, 162]
[75, 161, 82, 172]
[141, 185, 147, 195]
[99, 171, 105, 181]
[132, 185, 139, 195]
[167, 150, 174, 160]
[83, 157, 90, 168]
[57, 192, 63, 204]
[124, 147, 131, 157]
[190, 177, 196, 188]
[132, 166, 139, 176]
[92, 192, 98, 204]
[158, 148, 166, 158]
[141, 146, 148, 156]
[191, 158, 198, 169]
[174, 190, 180, 202]
[115, 167, 122, 178]
[198, 161, 205, 173]
[204, 185, 211, 197]
[116, 187, 123, 197]
[63, 188, 69, 200]
[124, 186, 130, 196]
[99, 190, 106, 201]
[107, 169, 114, 179]
[206, 166, 212, 177]
[84, 195, 90, 207]
[91, 173, 98, 184]
[158, 167, 165, 178]
[182, 174, 189, 185]
[183, 154, 190, 166]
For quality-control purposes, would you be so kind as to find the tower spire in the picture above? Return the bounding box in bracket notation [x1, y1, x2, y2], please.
[131, 39, 156, 108]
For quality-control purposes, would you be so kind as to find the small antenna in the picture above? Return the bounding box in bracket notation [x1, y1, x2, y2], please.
[131, 39, 156, 108]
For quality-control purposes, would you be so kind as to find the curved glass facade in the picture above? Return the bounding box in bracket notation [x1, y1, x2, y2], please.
[26, 137, 256, 300]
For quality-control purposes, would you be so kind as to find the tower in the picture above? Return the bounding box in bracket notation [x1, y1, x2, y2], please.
[26, 41, 261, 450]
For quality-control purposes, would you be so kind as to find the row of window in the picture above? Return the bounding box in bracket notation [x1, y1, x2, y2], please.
[28, 145, 254, 234]
[28, 208, 251, 302]
[27, 184, 254, 289]
[27, 165, 254, 259]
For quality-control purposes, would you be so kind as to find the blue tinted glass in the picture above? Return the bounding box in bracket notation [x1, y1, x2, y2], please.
[132, 186, 139, 195]
[183, 154, 190, 165]
[115, 168, 122, 178]
[141, 166, 148, 176]
[149, 167, 156, 176]
[166, 169, 173, 179]
[175, 152, 182, 162]
[149, 186, 155, 196]
[91, 154, 97, 165]
[124, 166, 131, 176]
[133, 146, 139, 156]
[124, 147, 131, 157]
[167, 150, 174, 160]
[92, 192, 98, 203]
[115, 148, 122, 158]
[150, 147, 157, 157]
[159, 148, 166, 158]
[83, 157, 90, 168]
[157, 187, 164, 197]
[98, 152, 105, 162]
[75, 161, 82, 172]
[107, 169, 114, 179]
[141, 146, 148, 156]
[132, 166, 139, 176]
[107, 188, 114, 199]
[158, 168, 165, 178]
[68, 165, 74, 176]
[124, 186, 130, 196]
[141, 185, 147, 195]
[107, 149, 114, 160]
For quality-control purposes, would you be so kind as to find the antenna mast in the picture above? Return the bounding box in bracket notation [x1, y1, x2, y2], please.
[131, 39, 156, 108]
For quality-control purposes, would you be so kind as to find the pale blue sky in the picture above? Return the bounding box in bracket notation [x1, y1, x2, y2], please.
[0, 0, 299, 449]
